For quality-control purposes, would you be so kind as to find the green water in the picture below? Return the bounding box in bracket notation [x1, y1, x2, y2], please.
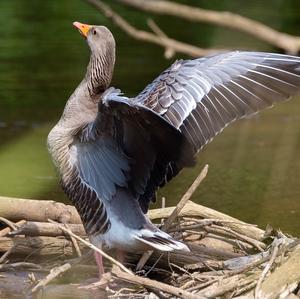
[0, 0, 300, 237]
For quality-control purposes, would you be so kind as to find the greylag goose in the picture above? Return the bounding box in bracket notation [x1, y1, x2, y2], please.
[48, 22, 300, 275]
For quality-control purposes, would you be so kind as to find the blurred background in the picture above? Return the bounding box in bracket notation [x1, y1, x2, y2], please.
[0, 0, 300, 235]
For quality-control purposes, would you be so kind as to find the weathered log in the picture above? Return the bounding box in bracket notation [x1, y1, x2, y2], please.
[0, 236, 86, 257]
[0, 196, 264, 242]
[0, 196, 81, 223]
[0, 197, 264, 244]
[11, 221, 86, 237]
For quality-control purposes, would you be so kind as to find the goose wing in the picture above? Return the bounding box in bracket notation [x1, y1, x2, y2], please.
[135, 51, 300, 153]
[133, 51, 300, 204]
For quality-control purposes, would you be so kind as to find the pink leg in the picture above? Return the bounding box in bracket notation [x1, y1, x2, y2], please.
[94, 251, 104, 279]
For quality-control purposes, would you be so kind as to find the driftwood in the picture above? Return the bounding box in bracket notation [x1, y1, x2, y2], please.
[0, 236, 86, 257]
[0, 196, 81, 223]
[0, 198, 299, 298]
[117, 0, 300, 55]
[0, 197, 264, 241]
[11, 221, 86, 237]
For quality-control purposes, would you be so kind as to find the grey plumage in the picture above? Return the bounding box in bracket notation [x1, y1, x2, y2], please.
[48, 23, 300, 253]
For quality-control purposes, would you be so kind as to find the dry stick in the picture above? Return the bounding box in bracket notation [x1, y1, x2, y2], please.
[0, 217, 18, 230]
[85, 0, 224, 58]
[207, 225, 266, 251]
[64, 224, 82, 257]
[0, 219, 26, 237]
[118, 0, 300, 54]
[136, 164, 209, 271]
[31, 262, 72, 293]
[254, 241, 280, 299]
[112, 265, 203, 299]
[48, 219, 132, 275]
[0, 247, 13, 264]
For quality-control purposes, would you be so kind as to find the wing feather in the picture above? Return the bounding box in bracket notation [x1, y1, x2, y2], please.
[134, 51, 300, 189]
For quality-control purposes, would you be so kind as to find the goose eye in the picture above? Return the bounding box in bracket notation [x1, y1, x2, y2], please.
[93, 30, 97, 35]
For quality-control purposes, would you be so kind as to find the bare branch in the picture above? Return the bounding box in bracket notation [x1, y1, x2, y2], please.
[85, 0, 226, 58]
[112, 265, 203, 299]
[118, 0, 300, 54]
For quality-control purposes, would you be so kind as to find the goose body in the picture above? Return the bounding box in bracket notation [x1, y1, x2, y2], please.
[48, 22, 300, 271]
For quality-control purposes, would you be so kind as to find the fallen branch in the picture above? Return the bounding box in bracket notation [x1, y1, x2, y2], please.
[0, 236, 86, 257]
[85, 0, 224, 58]
[118, 0, 300, 54]
[0, 219, 26, 237]
[10, 221, 85, 237]
[31, 262, 72, 293]
[0, 196, 81, 223]
[112, 265, 203, 299]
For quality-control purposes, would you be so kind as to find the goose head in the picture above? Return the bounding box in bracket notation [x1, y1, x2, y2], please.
[73, 21, 116, 96]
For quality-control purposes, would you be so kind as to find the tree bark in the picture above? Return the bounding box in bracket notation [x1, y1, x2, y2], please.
[0, 196, 81, 224]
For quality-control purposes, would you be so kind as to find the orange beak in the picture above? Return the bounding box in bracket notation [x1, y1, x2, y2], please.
[73, 21, 92, 38]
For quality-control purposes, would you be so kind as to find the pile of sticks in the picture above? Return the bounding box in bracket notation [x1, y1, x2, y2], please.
[0, 167, 300, 298]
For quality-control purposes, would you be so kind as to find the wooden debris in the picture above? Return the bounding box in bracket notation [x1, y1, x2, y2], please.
[32, 262, 72, 293]
[0, 168, 299, 298]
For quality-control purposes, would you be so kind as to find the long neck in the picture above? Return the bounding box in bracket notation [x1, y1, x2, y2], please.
[85, 49, 115, 97]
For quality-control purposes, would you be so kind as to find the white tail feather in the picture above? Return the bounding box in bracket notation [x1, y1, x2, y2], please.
[134, 229, 189, 252]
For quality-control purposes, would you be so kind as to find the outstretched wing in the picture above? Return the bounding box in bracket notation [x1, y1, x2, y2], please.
[133, 51, 300, 203]
[135, 51, 300, 153]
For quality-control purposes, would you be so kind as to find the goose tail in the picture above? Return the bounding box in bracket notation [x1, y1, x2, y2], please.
[134, 228, 189, 252]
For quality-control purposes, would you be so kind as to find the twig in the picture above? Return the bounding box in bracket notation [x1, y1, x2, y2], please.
[0, 217, 18, 230]
[0, 247, 13, 264]
[254, 240, 280, 299]
[136, 165, 209, 271]
[164, 165, 209, 230]
[48, 219, 132, 275]
[85, 0, 225, 58]
[64, 224, 82, 257]
[31, 262, 72, 293]
[118, 0, 300, 54]
[0, 219, 26, 237]
[207, 224, 266, 251]
[112, 265, 203, 299]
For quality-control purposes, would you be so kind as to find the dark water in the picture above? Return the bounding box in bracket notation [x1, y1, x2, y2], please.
[1, 0, 300, 238]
